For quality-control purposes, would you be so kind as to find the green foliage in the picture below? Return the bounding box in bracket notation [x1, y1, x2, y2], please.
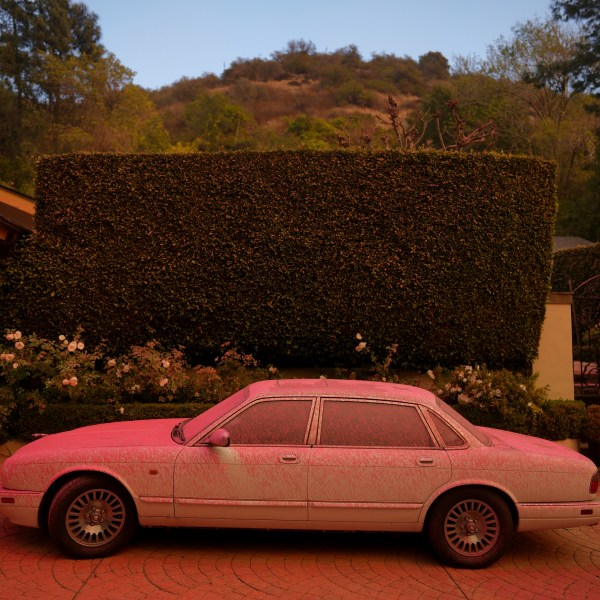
[9, 402, 213, 440]
[286, 114, 338, 148]
[0, 330, 274, 404]
[536, 399, 586, 440]
[0, 330, 275, 440]
[6, 151, 556, 370]
[430, 365, 548, 434]
[551, 243, 600, 291]
[418, 52, 450, 80]
[552, 0, 600, 93]
[183, 92, 253, 150]
[583, 404, 600, 442]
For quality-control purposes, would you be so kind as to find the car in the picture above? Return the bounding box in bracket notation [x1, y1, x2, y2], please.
[0, 379, 598, 568]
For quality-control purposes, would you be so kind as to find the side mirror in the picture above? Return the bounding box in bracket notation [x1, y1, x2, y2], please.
[208, 428, 230, 447]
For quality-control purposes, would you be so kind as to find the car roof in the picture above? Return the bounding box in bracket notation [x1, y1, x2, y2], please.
[246, 379, 437, 407]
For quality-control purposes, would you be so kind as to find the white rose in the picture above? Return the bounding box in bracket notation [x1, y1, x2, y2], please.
[69, 376, 78, 387]
[77, 342, 84, 350]
[67, 341, 77, 352]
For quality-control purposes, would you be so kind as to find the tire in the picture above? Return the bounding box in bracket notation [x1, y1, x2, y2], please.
[426, 488, 513, 568]
[48, 475, 137, 558]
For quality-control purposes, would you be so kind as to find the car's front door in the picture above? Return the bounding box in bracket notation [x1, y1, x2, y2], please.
[308, 398, 452, 525]
[174, 397, 315, 523]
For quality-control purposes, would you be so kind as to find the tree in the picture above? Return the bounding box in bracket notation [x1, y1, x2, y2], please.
[451, 18, 599, 239]
[418, 51, 450, 81]
[484, 18, 583, 129]
[552, 0, 600, 93]
[183, 92, 253, 150]
[0, 0, 104, 188]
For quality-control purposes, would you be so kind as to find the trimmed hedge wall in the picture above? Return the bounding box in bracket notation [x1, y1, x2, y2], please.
[552, 243, 600, 292]
[3, 151, 556, 368]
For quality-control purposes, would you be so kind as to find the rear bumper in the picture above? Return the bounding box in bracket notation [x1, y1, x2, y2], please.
[517, 499, 600, 531]
[0, 487, 43, 528]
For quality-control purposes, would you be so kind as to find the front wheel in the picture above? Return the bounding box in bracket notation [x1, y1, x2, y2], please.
[427, 488, 513, 568]
[48, 475, 137, 558]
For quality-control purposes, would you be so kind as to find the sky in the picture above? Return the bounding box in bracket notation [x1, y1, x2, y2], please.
[83, 0, 554, 90]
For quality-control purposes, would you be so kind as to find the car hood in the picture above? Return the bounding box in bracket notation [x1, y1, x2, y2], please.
[16, 418, 183, 455]
[480, 426, 588, 460]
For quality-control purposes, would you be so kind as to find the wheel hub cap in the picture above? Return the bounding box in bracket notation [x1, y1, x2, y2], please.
[66, 488, 126, 547]
[444, 499, 500, 557]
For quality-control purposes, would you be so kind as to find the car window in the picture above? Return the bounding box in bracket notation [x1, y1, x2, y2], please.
[222, 399, 313, 445]
[428, 411, 465, 447]
[319, 400, 434, 447]
[435, 396, 492, 446]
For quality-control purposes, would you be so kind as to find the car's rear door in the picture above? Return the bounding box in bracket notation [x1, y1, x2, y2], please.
[308, 398, 452, 525]
[174, 397, 315, 522]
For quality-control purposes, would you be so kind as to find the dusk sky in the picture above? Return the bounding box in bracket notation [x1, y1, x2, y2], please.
[83, 0, 553, 90]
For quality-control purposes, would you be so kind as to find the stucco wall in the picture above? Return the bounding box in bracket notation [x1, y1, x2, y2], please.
[533, 293, 574, 400]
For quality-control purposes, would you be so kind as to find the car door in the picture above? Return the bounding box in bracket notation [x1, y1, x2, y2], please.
[308, 398, 452, 525]
[174, 397, 315, 522]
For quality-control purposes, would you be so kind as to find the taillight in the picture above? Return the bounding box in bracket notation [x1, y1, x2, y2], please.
[590, 471, 599, 495]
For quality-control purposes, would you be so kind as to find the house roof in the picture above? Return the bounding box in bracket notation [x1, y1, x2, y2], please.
[554, 236, 596, 252]
[0, 184, 35, 232]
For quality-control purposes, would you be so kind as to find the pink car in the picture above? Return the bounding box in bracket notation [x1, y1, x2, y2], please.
[1, 379, 598, 568]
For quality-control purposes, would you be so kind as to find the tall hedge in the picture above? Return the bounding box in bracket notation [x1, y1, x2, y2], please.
[552, 243, 600, 292]
[2, 151, 556, 368]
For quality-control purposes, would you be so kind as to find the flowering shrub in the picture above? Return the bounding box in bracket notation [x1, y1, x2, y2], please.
[0, 330, 277, 439]
[103, 342, 190, 403]
[0, 330, 103, 402]
[353, 333, 403, 382]
[428, 365, 548, 434]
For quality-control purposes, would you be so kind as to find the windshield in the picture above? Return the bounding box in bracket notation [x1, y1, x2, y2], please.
[182, 387, 249, 442]
[435, 396, 492, 446]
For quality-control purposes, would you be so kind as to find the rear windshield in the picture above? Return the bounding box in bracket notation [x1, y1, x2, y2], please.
[435, 397, 492, 446]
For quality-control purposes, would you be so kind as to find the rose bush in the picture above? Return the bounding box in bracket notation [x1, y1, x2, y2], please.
[0, 330, 278, 440]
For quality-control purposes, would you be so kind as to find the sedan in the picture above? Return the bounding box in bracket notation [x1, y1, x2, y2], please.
[0, 379, 598, 568]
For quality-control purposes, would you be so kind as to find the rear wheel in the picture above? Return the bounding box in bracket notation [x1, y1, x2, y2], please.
[48, 475, 137, 558]
[427, 488, 513, 568]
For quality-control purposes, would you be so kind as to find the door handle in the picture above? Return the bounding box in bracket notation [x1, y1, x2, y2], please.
[418, 457, 435, 466]
[280, 454, 298, 463]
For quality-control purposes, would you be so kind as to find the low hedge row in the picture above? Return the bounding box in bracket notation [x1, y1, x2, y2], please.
[9, 402, 213, 440]
[1, 150, 556, 369]
[9, 398, 585, 443]
[455, 399, 586, 441]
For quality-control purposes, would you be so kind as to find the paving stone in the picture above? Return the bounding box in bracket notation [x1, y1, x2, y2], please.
[1, 521, 600, 599]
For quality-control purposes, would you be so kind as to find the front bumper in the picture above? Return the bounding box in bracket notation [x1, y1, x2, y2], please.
[517, 499, 600, 531]
[0, 486, 43, 528]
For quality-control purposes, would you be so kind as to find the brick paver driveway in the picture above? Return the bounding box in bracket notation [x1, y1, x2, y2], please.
[1, 519, 599, 599]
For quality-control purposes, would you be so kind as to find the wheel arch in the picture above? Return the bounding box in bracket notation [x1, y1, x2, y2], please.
[423, 484, 519, 532]
[38, 469, 138, 530]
